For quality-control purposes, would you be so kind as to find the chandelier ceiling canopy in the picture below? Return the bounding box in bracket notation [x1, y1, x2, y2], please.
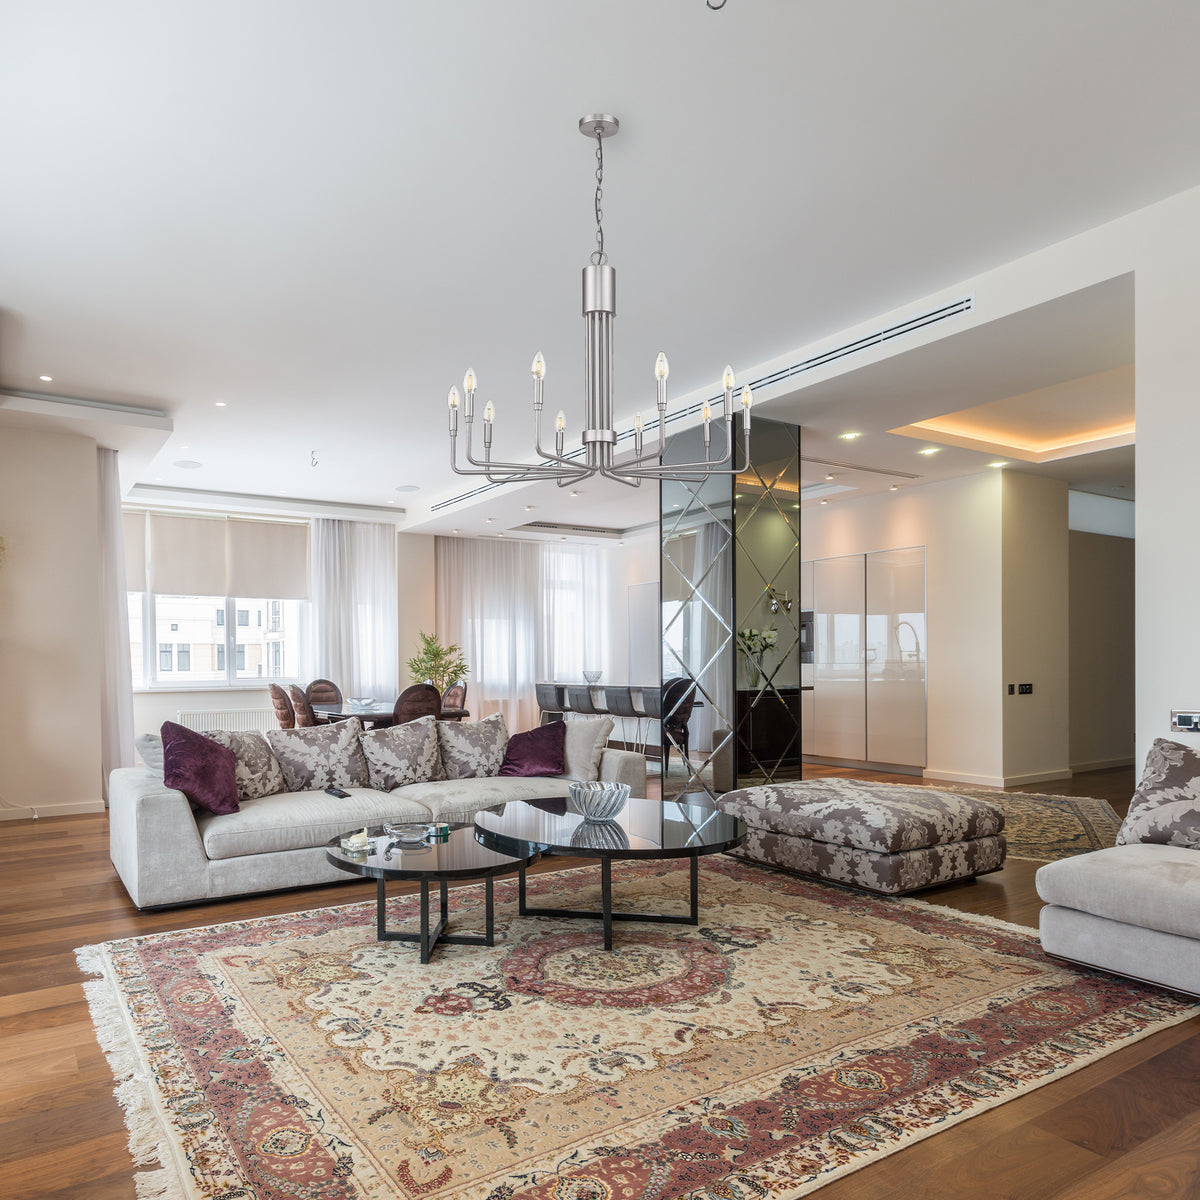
[446, 114, 753, 489]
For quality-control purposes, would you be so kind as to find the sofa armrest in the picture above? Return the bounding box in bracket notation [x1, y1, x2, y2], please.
[108, 767, 211, 908]
[597, 748, 647, 798]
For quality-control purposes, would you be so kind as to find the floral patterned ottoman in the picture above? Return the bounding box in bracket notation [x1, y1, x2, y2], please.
[714, 778, 1006, 895]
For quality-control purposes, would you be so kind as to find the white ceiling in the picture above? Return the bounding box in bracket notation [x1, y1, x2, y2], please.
[1, 2, 1191, 532]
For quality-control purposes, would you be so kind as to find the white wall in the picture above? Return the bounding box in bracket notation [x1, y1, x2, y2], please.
[397, 532, 437, 689]
[802, 471, 1006, 785]
[604, 532, 659, 685]
[0, 427, 105, 818]
[1069, 491, 1135, 539]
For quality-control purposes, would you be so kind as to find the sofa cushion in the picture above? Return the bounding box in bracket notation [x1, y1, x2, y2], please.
[499, 720, 566, 777]
[562, 716, 614, 782]
[195, 787, 434, 860]
[1036, 843, 1200, 941]
[266, 717, 370, 791]
[135, 732, 165, 774]
[161, 721, 239, 815]
[437, 712, 508, 780]
[360, 715, 443, 790]
[204, 729, 286, 801]
[394, 775, 574, 822]
[1118, 738, 1200, 850]
[715, 779, 1004, 853]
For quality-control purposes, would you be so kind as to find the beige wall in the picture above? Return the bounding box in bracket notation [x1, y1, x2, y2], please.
[0, 427, 104, 818]
[1001, 473, 1070, 784]
[1069, 531, 1135, 771]
[802, 471, 1006, 785]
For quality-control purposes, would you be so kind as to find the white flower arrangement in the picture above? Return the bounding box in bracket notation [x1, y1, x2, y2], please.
[737, 626, 778, 657]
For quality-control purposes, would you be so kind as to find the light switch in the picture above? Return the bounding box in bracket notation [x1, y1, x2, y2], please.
[1171, 710, 1200, 732]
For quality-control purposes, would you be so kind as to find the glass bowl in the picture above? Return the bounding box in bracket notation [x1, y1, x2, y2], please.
[383, 821, 431, 843]
[582, 670, 603, 685]
[566, 781, 630, 823]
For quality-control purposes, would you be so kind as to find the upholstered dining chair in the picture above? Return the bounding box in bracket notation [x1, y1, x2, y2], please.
[535, 683, 565, 724]
[305, 678, 342, 706]
[603, 686, 644, 750]
[440, 681, 469, 722]
[269, 683, 296, 729]
[393, 683, 442, 725]
[288, 684, 318, 728]
[661, 677, 697, 773]
[565, 685, 600, 716]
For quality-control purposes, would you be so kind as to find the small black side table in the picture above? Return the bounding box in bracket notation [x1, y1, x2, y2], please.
[325, 826, 538, 963]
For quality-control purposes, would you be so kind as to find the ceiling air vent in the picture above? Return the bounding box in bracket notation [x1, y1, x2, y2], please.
[515, 521, 623, 540]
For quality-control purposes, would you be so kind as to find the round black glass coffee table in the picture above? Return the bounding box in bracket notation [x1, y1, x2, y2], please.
[474, 797, 746, 950]
[325, 826, 539, 963]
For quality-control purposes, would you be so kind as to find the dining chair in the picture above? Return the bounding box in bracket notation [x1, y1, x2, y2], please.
[566, 685, 600, 717]
[440, 681, 469, 722]
[393, 683, 442, 725]
[603, 686, 644, 750]
[269, 683, 296, 730]
[306, 678, 342, 706]
[661, 677, 697, 773]
[535, 682, 565, 725]
[288, 684, 318, 728]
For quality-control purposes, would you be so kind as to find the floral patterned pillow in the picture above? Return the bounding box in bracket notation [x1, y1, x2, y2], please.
[1117, 738, 1200, 850]
[204, 729, 286, 801]
[437, 712, 509, 780]
[359, 715, 444, 791]
[265, 718, 370, 792]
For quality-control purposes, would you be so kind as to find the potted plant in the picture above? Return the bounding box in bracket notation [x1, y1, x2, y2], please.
[406, 631, 469, 694]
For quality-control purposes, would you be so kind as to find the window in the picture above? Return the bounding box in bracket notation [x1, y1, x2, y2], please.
[129, 593, 308, 688]
[257, 609, 262, 627]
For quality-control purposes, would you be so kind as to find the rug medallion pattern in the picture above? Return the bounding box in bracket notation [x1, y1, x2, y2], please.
[80, 858, 1195, 1200]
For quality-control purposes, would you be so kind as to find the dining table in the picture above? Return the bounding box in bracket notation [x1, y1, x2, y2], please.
[311, 701, 395, 728]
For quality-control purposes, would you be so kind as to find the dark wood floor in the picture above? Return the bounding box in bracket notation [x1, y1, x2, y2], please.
[2, 766, 1198, 1200]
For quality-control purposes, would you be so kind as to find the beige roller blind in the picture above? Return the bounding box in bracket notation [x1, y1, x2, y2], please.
[147, 513, 228, 595]
[226, 518, 310, 600]
[122, 510, 147, 592]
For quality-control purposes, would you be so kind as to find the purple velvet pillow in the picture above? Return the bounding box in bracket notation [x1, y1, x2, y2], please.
[498, 721, 566, 777]
[161, 721, 240, 815]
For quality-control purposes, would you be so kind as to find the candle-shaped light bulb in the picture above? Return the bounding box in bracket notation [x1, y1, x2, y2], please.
[531, 352, 546, 379]
[741, 384, 753, 411]
[655, 352, 670, 380]
[447, 386, 459, 410]
[701, 401, 712, 424]
[634, 413, 644, 434]
[722, 365, 735, 392]
[483, 400, 495, 424]
[555, 410, 566, 434]
[463, 367, 477, 394]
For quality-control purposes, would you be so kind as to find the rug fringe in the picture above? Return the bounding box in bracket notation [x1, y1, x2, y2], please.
[897, 893, 1040, 935]
[76, 944, 192, 1200]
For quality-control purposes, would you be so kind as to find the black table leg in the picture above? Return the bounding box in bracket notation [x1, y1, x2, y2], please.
[519, 865, 528, 915]
[376, 876, 387, 940]
[440, 878, 449, 927]
[419, 879, 431, 964]
[601, 859, 613, 951]
[690, 853, 699, 922]
[485, 876, 495, 946]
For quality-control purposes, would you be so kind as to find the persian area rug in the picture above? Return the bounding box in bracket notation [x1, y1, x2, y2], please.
[78, 858, 1196, 1200]
[924, 785, 1124, 862]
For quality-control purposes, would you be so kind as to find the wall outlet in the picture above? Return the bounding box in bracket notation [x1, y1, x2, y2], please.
[1018, 683, 1033, 695]
[1171, 710, 1200, 732]
[1007, 684, 1015, 695]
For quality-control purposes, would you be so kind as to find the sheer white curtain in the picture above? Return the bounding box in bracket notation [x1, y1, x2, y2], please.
[436, 536, 542, 731]
[310, 519, 398, 699]
[97, 449, 134, 800]
[539, 541, 609, 683]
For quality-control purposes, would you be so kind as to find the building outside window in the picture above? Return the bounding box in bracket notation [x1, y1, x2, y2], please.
[177, 644, 191, 671]
[216, 608, 224, 626]
[159, 643, 173, 671]
[236, 609, 249, 626]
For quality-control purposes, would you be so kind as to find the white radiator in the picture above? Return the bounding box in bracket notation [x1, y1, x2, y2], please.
[176, 708, 276, 734]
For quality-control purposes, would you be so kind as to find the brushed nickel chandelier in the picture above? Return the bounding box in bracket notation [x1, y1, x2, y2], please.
[447, 114, 753, 488]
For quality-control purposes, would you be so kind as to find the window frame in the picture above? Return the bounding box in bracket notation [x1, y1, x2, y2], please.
[132, 593, 304, 691]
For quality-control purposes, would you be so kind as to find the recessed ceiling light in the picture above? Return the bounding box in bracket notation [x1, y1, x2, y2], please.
[820, 499, 829, 505]
[989, 461, 1009, 468]
[735, 493, 743, 499]
[451, 528, 460, 534]
[387, 500, 396, 505]
[839, 432, 862, 441]
[394, 484, 420, 493]
[618, 540, 624, 545]
[792, 503, 800, 509]
[215, 401, 227, 407]
[279, 490, 287, 494]
[561, 536, 567, 541]
[890, 484, 899, 491]
[39, 375, 52, 382]
[179, 444, 190, 450]
[671, 504, 679, 509]
[569, 491, 579, 498]
[486, 517, 494, 523]
[497, 532, 505, 537]
[525, 505, 534, 512]
[825, 473, 834, 481]
[154, 476, 163, 482]
[918, 447, 940, 456]
[173, 460, 203, 469]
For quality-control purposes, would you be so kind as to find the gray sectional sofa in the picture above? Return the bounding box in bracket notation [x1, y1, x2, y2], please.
[110, 717, 645, 909]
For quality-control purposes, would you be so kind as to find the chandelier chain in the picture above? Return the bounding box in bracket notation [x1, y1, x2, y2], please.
[590, 132, 607, 266]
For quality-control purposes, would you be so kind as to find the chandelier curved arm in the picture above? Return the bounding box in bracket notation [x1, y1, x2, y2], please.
[449, 435, 585, 482]
[616, 427, 751, 480]
[533, 405, 585, 469]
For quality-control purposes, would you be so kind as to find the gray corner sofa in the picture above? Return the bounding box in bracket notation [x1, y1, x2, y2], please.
[109, 748, 646, 910]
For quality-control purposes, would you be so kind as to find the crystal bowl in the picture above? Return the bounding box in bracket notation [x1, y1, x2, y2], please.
[569, 819, 630, 851]
[566, 781, 630, 823]
[383, 821, 431, 843]
[582, 670, 603, 685]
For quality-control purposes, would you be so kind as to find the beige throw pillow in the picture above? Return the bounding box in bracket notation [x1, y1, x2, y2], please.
[562, 716, 614, 782]
[360, 715, 444, 791]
